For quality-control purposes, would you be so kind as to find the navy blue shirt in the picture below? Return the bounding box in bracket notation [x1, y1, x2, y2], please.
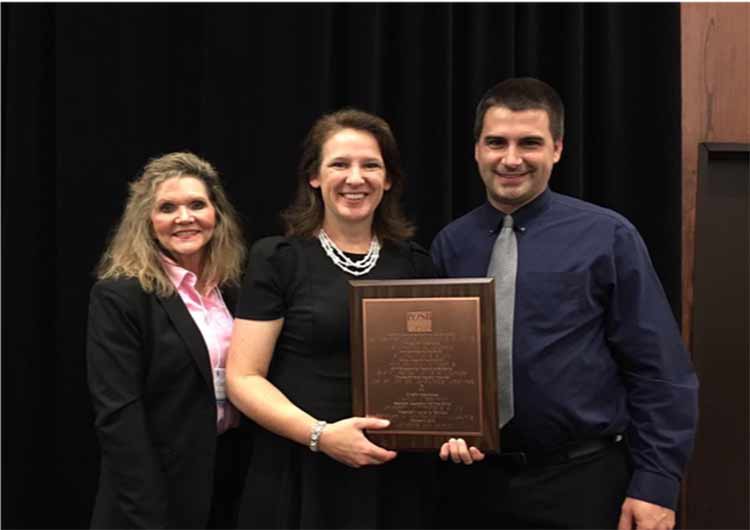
[430, 188, 698, 510]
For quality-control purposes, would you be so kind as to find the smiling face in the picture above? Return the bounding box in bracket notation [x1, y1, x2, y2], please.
[150, 175, 216, 273]
[475, 105, 563, 213]
[310, 128, 392, 233]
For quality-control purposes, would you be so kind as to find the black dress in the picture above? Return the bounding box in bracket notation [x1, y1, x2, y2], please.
[235, 236, 438, 529]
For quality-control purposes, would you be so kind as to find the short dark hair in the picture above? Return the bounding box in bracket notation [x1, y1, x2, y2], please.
[281, 108, 414, 242]
[473, 77, 565, 142]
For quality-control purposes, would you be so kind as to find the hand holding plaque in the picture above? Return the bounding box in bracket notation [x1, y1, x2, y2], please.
[316, 416, 397, 467]
[349, 278, 499, 452]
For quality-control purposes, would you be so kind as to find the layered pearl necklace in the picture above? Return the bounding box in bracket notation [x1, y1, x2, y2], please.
[317, 229, 381, 276]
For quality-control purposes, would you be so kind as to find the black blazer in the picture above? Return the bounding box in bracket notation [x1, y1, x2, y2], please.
[87, 277, 241, 529]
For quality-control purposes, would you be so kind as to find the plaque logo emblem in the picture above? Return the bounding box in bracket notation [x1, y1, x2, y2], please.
[406, 311, 432, 332]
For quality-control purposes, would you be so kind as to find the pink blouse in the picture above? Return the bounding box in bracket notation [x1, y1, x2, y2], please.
[162, 256, 240, 434]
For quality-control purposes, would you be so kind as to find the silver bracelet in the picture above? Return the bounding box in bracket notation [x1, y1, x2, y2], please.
[309, 420, 327, 452]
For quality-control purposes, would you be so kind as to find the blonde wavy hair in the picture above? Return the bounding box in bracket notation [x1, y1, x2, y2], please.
[97, 152, 246, 297]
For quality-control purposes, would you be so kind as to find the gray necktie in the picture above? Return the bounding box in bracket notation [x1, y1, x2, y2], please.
[487, 214, 517, 428]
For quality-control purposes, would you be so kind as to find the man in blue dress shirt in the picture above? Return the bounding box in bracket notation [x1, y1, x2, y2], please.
[431, 78, 698, 530]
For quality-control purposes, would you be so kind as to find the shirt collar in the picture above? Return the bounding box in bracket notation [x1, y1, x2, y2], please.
[161, 254, 198, 291]
[480, 188, 552, 233]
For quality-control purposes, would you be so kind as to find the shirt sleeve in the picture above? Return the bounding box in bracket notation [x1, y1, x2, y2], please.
[86, 281, 171, 528]
[429, 230, 449, 278]
[407, 240, 439, 278]
[235, 236, 298, 321]
[606, 223, 699, 509]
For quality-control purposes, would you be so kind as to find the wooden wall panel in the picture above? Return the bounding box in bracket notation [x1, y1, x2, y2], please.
[682, 3, 750, 343]
[681, 5, 750, 528]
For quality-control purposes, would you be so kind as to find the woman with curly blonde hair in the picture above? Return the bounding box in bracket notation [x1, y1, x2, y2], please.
[88, 152, 250, 529]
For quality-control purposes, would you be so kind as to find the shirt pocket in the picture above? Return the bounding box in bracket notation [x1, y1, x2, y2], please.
[519, 272, 589, 328]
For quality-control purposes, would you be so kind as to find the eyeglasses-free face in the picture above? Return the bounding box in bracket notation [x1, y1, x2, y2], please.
[151, 175, 217, 274]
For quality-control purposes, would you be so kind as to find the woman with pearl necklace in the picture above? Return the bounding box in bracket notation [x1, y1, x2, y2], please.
[226, 109, 438, 529]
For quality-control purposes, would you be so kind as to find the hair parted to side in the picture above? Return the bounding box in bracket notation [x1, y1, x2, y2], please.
[97, 152, 246, 297]
[474, 77, 565, 142]
[281, 108, 414, 242]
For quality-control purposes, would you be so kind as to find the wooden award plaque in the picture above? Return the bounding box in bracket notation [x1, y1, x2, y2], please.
[349, 278, 499, 452]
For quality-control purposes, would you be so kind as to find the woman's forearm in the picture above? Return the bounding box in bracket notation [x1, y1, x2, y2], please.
[227, 373, 317, 447]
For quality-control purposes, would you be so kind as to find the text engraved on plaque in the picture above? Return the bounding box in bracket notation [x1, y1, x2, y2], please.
[362, 297, 482, 435]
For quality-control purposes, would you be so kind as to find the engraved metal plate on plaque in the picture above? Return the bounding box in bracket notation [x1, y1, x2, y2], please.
[349, 279, 499, 452]
[362, 297, 482, 436]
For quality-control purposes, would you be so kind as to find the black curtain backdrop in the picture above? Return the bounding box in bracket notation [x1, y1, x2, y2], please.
[2, 3, 682, 528]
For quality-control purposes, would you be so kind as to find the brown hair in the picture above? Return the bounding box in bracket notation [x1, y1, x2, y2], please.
[281, 108, 414, 242]
[97, 152, 246, 296]
[474, 77, 565, 142]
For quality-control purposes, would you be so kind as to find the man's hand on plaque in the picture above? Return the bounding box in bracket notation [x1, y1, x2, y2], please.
[440, 438, 486, 464]
[318, 417, 397, 468]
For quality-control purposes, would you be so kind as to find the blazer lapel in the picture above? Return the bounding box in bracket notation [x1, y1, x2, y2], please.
[159, 294, 213, 389]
